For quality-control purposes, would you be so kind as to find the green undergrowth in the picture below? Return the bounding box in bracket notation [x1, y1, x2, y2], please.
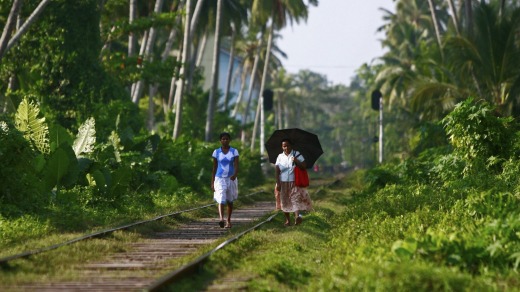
[167, 172, 520, 291]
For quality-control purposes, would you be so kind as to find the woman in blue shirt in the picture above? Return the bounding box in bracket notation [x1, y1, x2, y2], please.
[211, 132, 239, 228]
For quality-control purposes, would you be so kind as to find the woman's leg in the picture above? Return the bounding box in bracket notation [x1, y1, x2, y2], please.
[225, 202, 233, 228]
[295, 210, 302, 225]
[218, 204, 225, 227]
[284, 212, 291, 226]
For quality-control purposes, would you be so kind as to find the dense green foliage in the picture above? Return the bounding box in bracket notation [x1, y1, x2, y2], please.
[1, 1, 520, 288]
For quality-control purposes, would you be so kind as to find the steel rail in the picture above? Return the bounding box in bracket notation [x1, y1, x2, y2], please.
[146, 212, 278, 291]
[145, 179, 340, 291]
[0, 190, 268, 265]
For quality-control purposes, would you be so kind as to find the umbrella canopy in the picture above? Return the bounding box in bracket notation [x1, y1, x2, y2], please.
[265, 128, 324, 169]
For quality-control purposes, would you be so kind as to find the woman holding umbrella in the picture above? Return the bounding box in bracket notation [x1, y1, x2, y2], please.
[275, 138, 313, 226]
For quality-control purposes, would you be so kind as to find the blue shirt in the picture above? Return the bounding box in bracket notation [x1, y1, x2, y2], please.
[212, 147, 239, 178]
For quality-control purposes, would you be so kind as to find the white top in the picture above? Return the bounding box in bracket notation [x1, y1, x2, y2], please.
[275, 150, 305, 182]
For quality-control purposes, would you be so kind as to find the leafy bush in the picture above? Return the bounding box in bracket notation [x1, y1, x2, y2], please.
[363, 164, 401, 192]
[0, 118, 46, 216]
[442, 98, 514, 175]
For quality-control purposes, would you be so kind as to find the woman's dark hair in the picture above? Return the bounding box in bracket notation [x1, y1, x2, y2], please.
[281, 138, 292, 145]
[219, 132, 231, 140]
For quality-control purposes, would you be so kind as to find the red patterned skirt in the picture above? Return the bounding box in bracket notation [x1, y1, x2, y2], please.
[274, 181, 313, 213]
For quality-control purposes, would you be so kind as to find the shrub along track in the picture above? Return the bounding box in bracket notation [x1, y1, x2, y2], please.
[0, 192, 277, 292]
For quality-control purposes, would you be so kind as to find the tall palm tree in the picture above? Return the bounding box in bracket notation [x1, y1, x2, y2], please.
[185, 0, 248, 141]
[173, 0, 192, 139]
[375, 0, 448, 110]
[249, 0, 318, 153]
[231, 32, 262, 120]
[222, 23, 237, 112]
[205, 0, 223, 142]
[441, 3, 520, 115]
[131, 0, 165, 104]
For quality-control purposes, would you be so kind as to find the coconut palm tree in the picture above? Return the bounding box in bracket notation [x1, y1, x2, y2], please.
[201, 0, 249, 141]
[249, 0, 318, 153]
[439, 3, 520, 115]
[173, 0, 192, 139]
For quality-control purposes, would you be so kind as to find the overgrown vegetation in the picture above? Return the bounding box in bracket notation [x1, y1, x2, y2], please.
[0, 97, 263, 250]
[1, 1, 520, 289]
[169, 98, 520, 291]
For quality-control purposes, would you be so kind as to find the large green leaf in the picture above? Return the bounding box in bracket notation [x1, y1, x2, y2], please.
[59, 145, 79, 188]
[73, 117, 96, 157]
[49, 123, 73, 152]
[14, 97, 50, 154]
[42, 147, 70, 192]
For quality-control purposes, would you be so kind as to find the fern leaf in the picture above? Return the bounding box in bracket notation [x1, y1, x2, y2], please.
[73, 117, 96, 157]
[14, 97, 50, 154]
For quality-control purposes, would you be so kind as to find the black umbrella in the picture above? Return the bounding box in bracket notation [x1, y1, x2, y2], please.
[265, 128, 324, 169]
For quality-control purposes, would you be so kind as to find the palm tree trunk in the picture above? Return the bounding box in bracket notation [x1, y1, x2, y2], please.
[3, 0, 52, 57]
[447, 0, 460, 35]
[100, 26, 116, 54]
[185, 0, 204, 95]
[205, 0, 223, 142]
[131, 0, 164, 104]
[0, 0, 23, 59]
[152, 5, 182, 115]
[190, 0, 204, 33]
[499, 0, 505, 17]
[162, 3, 184, 112]
[128, 0, 137, 57]
[276, 92, 283, 129]
[173, 0, 192, 139]
[465, 0, 473, 37]
[241, 37, 263, 144]
[251, 22, 274, 154]
[2, 9, 21, 113]
[131, 31, 148, 99]
[167, 45, 182, 111]
[231, 69, 247, 118]
[427, 0, 443, 58]
[222, 24, 236, 112]
[195, 32, 208, 67]
[250, 93, 261, 151]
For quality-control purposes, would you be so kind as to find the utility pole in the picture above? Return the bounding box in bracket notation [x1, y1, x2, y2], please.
[371, 90, 383, 163]
[378, 94, 383, 163]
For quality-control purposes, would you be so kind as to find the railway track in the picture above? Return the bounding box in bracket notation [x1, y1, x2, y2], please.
[1, 178, 340, 291]
[0, 194, 277, 291]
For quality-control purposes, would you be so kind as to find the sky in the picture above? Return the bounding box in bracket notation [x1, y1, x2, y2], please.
[278, 1, 396, 86]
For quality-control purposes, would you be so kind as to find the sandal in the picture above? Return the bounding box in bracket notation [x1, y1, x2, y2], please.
[224, 223, 232, 228]
[295, 216, 303, 225]
[219, 221, 225, 228]
[284, 221, 291, 226]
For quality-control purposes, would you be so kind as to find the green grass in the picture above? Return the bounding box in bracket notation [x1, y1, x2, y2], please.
[166, 173, 520, 291]
[2, 172, 519, 291]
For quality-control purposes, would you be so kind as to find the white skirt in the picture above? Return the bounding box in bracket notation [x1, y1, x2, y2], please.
[214, 177, 238, 204]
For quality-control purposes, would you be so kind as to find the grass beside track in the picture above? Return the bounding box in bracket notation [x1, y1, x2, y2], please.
[167, 173, 520, 291]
